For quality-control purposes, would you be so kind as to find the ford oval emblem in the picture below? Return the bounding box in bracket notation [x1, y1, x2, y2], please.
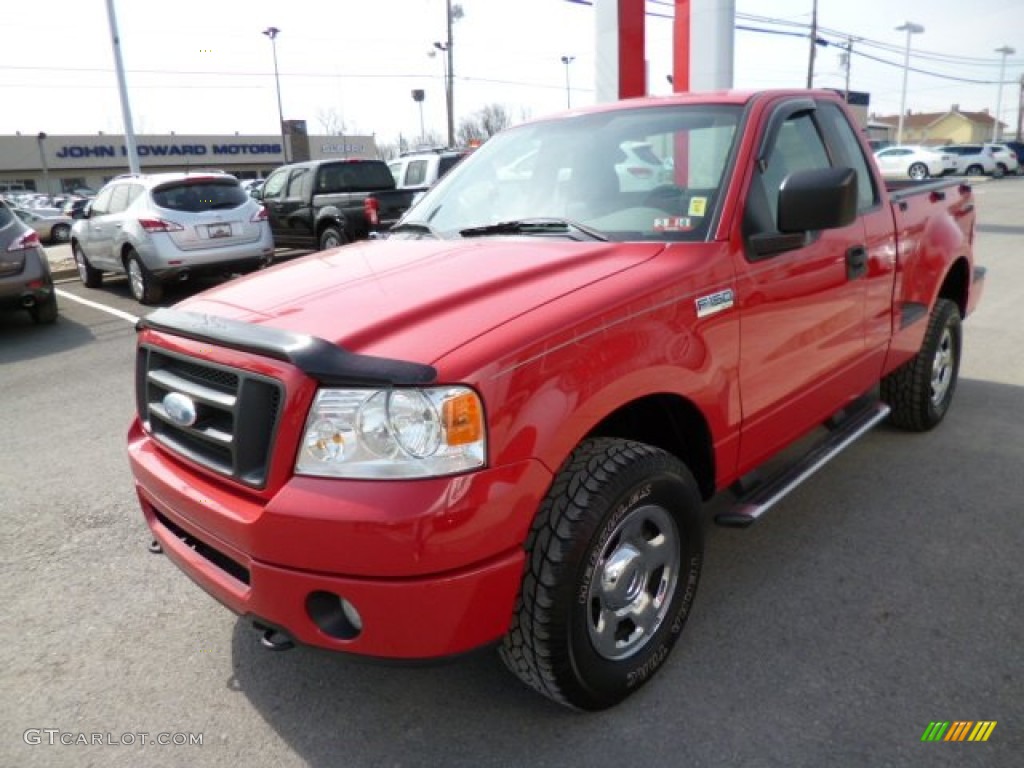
[163, 392, 198, 427]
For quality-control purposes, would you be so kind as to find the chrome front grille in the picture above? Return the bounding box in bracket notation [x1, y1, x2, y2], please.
[137, 345, 283, 488]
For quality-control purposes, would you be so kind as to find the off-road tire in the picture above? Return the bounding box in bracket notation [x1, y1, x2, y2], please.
[73, 243, 103, 288]
[500, 438, 704, 710]
[881, 298, 961, 431]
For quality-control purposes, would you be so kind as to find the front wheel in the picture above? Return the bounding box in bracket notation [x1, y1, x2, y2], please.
[965, 164, 984, 176]
[881, 298, 962, 431]
[500, 438, 704, 710]
[126, 250, 163, 305]
[908, 162, 929, 181]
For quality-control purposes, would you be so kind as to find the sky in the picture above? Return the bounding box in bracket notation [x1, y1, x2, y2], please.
[2, 0, 1022, 147]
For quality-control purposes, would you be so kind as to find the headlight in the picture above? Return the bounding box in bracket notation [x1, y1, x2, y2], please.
[296, 386, 486, 479]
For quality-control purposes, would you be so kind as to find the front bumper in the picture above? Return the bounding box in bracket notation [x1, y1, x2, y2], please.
[129, 421, 550, 658]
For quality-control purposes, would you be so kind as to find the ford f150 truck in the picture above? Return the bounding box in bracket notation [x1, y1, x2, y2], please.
[257, 158, 415, 250]
[129, 90, 984, 710]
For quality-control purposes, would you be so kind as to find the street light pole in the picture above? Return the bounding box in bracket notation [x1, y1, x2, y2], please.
[992, 45, 1016, 141]
[263, 27, 289, 163]
[561, 55, 575, 108]
[895, 22, 924, 145]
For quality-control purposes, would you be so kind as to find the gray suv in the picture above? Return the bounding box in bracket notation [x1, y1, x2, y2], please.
[0, 199, 58, 324]
[71, 172, 274, 304]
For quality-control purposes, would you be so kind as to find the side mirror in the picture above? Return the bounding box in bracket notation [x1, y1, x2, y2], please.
[777, 167, 857, 233]
[81, 202, 93, 220]
[250, 189, 262, 200]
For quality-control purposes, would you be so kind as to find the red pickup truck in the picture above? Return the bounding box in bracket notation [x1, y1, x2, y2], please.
[129, 90, 984, 710]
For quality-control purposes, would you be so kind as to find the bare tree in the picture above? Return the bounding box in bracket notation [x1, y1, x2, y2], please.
[457, 103, 515, 145]
[316, 107, 349, 135]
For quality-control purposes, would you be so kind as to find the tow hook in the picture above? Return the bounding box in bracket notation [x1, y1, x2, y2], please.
[259, 628, 295, 652]
[148, 539, 163, 554]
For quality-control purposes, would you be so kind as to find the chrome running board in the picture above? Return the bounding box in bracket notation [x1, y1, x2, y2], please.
[716, 398, 891, 527]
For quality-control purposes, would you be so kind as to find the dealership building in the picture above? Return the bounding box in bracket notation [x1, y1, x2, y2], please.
[0, 129, 379, 196]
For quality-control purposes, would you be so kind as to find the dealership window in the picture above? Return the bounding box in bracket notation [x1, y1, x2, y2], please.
[61, 177, 88, 194]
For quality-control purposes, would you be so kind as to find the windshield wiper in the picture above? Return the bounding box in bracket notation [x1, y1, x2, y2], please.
[459, 218, 609, 242]
[389, 221, 442, 239]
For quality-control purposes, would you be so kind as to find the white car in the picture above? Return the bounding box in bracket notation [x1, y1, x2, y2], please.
[984, 143, 1019, 175]
[872, 146, 948, 180]
[935, 145, 998, 176]
[615, 141, 671, 191]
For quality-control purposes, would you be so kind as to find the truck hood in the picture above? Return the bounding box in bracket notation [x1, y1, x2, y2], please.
[174, 238, 665, 365]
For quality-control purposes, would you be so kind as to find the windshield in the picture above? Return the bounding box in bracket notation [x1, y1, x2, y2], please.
[399, 104, 741, 242]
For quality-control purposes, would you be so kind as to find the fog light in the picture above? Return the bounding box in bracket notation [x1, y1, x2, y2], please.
[306, 591, 362, 640]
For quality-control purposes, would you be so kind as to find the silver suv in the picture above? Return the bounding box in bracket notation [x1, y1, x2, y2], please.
[71, 172, 274, 304]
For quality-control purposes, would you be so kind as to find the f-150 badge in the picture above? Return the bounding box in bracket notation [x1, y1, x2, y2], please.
[695, 289, 735, 318]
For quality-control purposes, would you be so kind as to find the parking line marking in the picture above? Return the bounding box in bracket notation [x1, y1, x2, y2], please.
[56, 289, 140, 324]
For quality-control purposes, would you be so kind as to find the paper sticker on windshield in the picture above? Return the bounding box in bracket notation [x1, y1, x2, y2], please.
[653, 216, 693, 232]
[695, 289, 735, 318]
[688, 197, 707, 217]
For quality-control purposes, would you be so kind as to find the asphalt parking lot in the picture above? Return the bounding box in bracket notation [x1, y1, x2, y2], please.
[1, 178, 1022, 767]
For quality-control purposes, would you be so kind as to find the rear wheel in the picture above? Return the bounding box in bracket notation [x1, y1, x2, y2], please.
[500, 438, 704, 710]
[30, 292, 58, 324]
[318, 225, 347, 251]
[73, 243, 103, 288]
[126, 250, 163, 305]
[881, 298, 961, 431]
[908, 162, 929, 180]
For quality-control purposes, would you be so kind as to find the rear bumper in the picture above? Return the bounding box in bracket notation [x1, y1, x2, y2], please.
[129, 422, 549, 659]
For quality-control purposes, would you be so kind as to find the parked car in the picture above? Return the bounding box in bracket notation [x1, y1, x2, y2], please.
[258, 158, 417, 250]
[388, 148, 471, 195]
[70, 172, 274, 304]
[129, 89, 984, 710]
[872, 145, 948, 180]
[936, 144, 997, 176]
[62, 197, 93, 220]
[1004, 141, 1024, 174]
[615, 140, 671, 190]
[984, 143, 1019, 175]
[11, 207, 73, 244]
[0, 200, 58, 324]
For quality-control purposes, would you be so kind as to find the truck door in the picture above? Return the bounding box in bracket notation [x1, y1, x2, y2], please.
[259, 168, 291, 245]
[733, 101, 873, 471]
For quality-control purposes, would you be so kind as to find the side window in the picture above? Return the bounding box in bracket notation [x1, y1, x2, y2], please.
[760, 112, 831, 227]
[287, 168, 311, 198]
[108, 184, 131, 213]
[405, 160, 428, 186]
[90, 186, 114, 215]
[817, 102, 878, 211]
[126, 184, 145, 206]
[261, 170, 288, 201]
[388, 161, 403, 184]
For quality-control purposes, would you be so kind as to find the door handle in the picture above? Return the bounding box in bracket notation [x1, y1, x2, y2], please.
[846, 245, 868, 280]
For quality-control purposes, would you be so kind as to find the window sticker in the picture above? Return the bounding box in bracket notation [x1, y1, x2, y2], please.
[687, 196, 708, 217]
[653, 216, 693, 232]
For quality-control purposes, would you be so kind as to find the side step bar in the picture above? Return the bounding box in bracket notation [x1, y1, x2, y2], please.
[716, 399, 891, 528]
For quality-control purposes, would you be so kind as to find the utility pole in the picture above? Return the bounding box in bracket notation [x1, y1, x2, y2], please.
[992, 45, 1016, 141]
[1017, 74, 1024, 140]
[843, 37, 854, 102]
[806, 0, 818, 88]
[445, 0, 455, 148]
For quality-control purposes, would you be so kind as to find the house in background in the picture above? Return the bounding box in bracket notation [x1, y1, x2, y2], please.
[872, 105, 1007, 145]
